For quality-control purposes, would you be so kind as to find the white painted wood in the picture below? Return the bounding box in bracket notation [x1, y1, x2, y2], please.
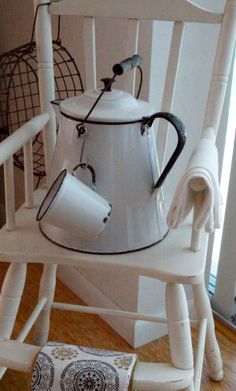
[0, 340, 40, 373]
[166, 283, 193, 370]
[0, 113, 49, 166]
[0, 188, 209, 285]
[0, 263, 27, 340]
[192, 281, 224, 381]
[50, 0, 222, 23]
[53, 300, 198, 325]
[190, 192, 204, 252]
[52, 301, 168, 323]
[210, 51, 236, 321]
[33, 264, 57, 346]
[134, 314, 168, 349]
[194, 318, 207, 391]
[0, 296, 46, 378]
[23, 140, 34, 209]
[212, 132, 236, 322]
[58, 266, 196, 349]
[3, 158, 15, 231]
[161, 21, 184, 113]
[0, 367, 7, 381]
[133, 362, 193, 390]
[83, 17, 97, 89]
[0, 339, 193, 389]
[158, 21, 184, 165]
[182, 385, 195, 391]
[203, 0, 236, 135]
[1, 113, 48, 231]
[202, 126, 217, 142]
[34, 0, 57, 179]
[17, 297, 47, 343]
[191, 230, 201, 253]
[123, 19, 140, 95]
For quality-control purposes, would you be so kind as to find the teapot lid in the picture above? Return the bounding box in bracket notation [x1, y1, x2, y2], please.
[60, 88, 154, 123]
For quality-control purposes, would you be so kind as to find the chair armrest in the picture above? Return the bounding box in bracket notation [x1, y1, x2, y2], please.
[0, 113, 49, 166]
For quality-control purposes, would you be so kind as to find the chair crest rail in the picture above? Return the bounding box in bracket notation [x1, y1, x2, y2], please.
[50, 0, 223, 23]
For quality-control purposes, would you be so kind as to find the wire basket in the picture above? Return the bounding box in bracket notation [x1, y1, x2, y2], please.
[0, 35, 84, 182]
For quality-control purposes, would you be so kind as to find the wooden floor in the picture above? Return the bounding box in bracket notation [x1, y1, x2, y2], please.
[0, 263, 235, 390]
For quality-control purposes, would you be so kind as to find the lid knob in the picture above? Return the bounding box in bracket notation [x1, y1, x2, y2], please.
[100, 78, 115, 92]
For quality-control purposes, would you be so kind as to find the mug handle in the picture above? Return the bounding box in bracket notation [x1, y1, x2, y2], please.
[142, 112, 186, 190]
[72, 163, 96, 190]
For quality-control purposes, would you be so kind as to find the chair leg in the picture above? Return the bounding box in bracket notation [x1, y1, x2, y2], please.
[0, 263, 27, 340]
[33, 263, 57, 346]
[192, 280, 223, 381]
[166, 283, 194, 390]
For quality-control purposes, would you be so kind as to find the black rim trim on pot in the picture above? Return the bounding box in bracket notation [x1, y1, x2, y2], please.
[39, 222, 169, 255]
[60, 110, 148, 125]
[36, 169, 67, 221]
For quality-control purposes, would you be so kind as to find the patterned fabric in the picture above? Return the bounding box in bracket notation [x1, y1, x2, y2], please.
[30, 343, 137, 391]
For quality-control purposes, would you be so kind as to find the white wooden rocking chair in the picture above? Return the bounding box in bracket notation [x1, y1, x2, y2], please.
[0, 1, 236, 390]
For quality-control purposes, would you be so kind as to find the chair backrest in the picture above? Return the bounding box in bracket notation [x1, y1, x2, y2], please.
[34, 0, 236, 182]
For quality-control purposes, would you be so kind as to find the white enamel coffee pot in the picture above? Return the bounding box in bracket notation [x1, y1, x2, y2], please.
[40, 55, 186, 254]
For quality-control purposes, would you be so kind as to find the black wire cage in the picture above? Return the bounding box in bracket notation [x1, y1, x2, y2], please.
[0, 34, 84, 182]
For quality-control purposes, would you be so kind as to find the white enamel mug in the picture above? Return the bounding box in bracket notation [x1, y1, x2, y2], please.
[36, 164, 112, 240]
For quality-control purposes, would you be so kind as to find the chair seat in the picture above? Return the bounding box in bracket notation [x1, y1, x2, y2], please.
[0, 189, 208, 284]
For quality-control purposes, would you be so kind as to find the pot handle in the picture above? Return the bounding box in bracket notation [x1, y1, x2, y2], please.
[143, 112, 186, 190]
[112, 55, 142, 75]
[72, 163, 96, 190]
